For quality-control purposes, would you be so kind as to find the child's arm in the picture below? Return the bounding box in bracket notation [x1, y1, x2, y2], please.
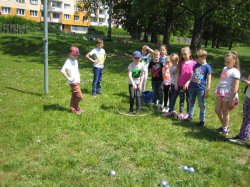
[85, 52, 99, 64]
[128, 70, 137, 89]
[244, 79, 250, 87]
[229, 78, 240, 106]
[145, 45, 154, 54]
[205, 73, 211, 98]
[138, 70, 145, 92]
[61, 68, 73, 82]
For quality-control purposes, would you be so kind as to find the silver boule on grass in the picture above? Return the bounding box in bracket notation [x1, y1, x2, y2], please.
[109, 170, 116, 177]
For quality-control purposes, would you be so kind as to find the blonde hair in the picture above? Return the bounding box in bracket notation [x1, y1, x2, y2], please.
[153, 49, 160, 55]
[197, 49, 208, 57]
[96, 38, 104, 44]
[225, 51, 240, 70]
[178, 47, 192, 74]
[170, 53, 179, 63]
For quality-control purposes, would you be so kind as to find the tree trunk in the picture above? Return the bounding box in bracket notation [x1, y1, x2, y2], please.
[190, 15, 204, 52]
[107, 0, 112, 41]
[143, 31, 149, 42]
[228, 29, 235, 50]
[163, 2, 174, 48]
[150, 31, 157, 44]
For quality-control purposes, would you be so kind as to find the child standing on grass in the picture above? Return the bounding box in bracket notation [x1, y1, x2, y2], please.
[86, 38, 106, 96]
[214, 52, 240, 135]
[61, 46, 83, 115]
[128, 51, 144, 113]
[229, 74, 250, 143]
[141, 45, 154, 92]
[148, 50, 163, 110]
[162, 53, 179, 116]
[164, 47, 196, 120]
[159, 45, 169, 65]
[187, 49, 212, 126]
[162, 58, 172, 112]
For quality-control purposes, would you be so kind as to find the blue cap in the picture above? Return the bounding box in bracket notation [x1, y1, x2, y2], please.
[133, 51, 141, 58]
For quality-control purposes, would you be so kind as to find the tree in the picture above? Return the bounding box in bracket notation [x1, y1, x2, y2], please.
[180, 0, 225, 51]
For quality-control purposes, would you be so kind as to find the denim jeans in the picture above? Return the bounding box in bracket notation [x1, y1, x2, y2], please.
[152, 80, 163, 105]
[188, 88, 205, 122]
[92, 67, 103, 94]
[169, 86, 189, 113]
[129, 84, 142, 111]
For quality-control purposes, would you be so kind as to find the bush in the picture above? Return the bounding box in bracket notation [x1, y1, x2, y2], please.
[88, 26, 129, 36]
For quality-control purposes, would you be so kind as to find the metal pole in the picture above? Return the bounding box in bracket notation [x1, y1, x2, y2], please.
[44, 0, 48, 94]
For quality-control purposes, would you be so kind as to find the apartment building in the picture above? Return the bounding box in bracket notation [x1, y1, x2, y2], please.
[90, 5, 109, 27]
[0, 0, 90, 33]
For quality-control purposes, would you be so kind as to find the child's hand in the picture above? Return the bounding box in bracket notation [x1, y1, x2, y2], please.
[132, 83, 137, 90]
[183, 82, 189, 90]
[138, 84, 142, 92]
[205, 90, 209, 98]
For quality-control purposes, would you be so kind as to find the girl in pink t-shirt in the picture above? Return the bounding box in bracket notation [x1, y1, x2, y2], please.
[164, 47, 196, 119]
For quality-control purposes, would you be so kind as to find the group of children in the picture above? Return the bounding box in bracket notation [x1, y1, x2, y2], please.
[60, 39, 250, 143]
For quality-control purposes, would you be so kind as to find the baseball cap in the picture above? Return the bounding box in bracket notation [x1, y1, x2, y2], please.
[133, 51, 141, 58]
[70, 46, 80, 56]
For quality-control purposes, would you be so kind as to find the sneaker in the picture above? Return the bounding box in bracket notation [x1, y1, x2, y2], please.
[162, 111, 171, 117]
[178, 113, 184, 120]
[162, 108, 168, 113]
[136, 108, 140, 113]
[96, 92, 102, 95]
[92, 93, 97, 97]
[219, 127, 230, 135]
[198, 121, 205, 127]
[171, 111, 178, 118]
[183, 114, 189, 120]
[228, 136, 247, 144]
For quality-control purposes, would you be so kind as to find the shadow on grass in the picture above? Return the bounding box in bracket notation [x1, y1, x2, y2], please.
[168, 119, 250, 148]
[6, 86, 43, 96]
[43, 104, 68, 112]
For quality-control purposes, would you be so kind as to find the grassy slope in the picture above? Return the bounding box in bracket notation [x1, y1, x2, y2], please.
[0, 34, 249, 186]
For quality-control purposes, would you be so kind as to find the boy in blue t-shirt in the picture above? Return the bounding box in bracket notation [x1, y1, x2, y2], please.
[187, 49, 212, 126]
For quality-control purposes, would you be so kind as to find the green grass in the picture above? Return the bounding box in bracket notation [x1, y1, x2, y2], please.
[0, 33, 249, 186]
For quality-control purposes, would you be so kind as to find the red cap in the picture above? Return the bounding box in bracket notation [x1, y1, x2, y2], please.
[70, 46, 80, 55]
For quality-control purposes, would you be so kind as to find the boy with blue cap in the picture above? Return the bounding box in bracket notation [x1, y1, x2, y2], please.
[128, 51, 145, 113]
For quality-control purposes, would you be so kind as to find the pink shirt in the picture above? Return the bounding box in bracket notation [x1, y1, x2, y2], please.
[178, 60, 196, 86]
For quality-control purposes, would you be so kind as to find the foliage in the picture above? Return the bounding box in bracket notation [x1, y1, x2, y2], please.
[88, 25, 129, 36]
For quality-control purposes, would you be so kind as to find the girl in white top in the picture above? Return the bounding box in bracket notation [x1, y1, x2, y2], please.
[214, 52, 241, 135]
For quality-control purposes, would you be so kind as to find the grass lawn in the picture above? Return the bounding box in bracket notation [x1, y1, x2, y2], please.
[0, 33, 249, 186]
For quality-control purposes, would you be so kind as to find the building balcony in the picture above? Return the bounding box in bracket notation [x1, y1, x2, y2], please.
[50, 7, 63, 12]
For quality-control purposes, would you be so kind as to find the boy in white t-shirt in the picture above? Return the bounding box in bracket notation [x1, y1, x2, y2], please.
[128, 51, 145, 113]
[86, 38, 106, 96]
[61, 46, 83, 115]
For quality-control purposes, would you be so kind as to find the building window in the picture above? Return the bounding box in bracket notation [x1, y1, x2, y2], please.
[30, 0, 38, 5]
[99, 9, 104, 15]
[74, 6, 80, 11]
[30, 10, 38, 17]
[83, 16, 88, 22]
[91, 17, 97, 22]
[74, 15, 80, 21]
[2, 7, 11, 14]
[64, 14, 70, 20]
[64, 4, 71, 10]
[16, 0, 25, 3]
[53, 13, 60, 19]
[16, 9, 25, 16]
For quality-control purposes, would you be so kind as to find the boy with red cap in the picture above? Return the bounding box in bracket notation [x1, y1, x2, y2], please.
[61, 46, 83, 115]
